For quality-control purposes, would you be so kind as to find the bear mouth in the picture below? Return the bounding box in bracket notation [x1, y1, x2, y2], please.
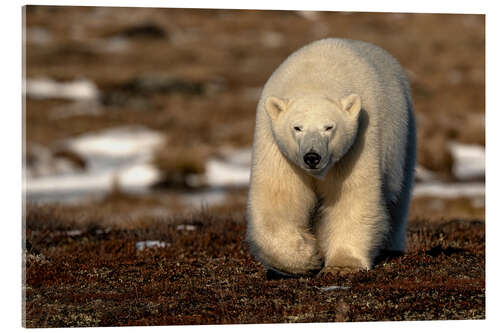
[303, 165, 329, 179]
[301, 156, 333, 179]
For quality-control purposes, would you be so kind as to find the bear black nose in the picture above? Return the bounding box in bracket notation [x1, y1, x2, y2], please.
[303, 152, 321, 168]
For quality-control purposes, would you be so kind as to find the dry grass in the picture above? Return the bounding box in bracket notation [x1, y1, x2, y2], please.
[23, 204, 484, 327]
[409, 196, 484, 221]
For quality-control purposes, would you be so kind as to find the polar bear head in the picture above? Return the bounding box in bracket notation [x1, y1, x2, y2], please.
[265, 94, 361, 179]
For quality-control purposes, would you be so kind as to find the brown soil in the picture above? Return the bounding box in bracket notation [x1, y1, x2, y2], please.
[23, 204, 484, 327]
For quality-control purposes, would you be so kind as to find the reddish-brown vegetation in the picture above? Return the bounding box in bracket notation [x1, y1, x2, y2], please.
[23, 205, 484, 327]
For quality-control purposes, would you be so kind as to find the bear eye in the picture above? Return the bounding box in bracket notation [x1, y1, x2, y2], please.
[325, 125, 334, 131]
[293, 126, 302, 132]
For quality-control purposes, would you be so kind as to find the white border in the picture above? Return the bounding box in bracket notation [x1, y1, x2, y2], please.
[6, 1, 489, 13]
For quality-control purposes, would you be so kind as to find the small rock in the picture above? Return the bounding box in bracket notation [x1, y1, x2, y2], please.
[66, 230, 84, 237]
[136, 240, 167, 251]
[176, 224, 197, 231]
[320, 285, 350, 291]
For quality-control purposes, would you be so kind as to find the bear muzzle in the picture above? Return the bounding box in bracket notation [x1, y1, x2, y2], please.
[303, 151, 322, 169]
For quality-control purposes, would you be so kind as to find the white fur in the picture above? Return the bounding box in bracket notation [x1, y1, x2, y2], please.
[246, 38, 416, 275]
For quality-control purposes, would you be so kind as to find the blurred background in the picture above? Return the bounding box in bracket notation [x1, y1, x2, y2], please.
[23, 6, 485, 225]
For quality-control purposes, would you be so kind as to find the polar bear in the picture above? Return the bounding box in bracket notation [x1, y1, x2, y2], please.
[246, 38, 416, 276]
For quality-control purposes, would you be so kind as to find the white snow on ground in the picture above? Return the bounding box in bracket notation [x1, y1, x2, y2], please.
[66, 126, 164, 159]
[449, 142, 485, 181]
[320, 285, 351, 291]
[412, 182, 485, 198]
[176, 224, 197, 231]
[181, 148, 251, 208]
[26, 137, 485, 205]
[65, 230, 84, 237]
[205, 148, 252, 187]
[136, 240, 168, 251]
[26, 143, 84, 178]
[414, 142, 485, 197]
[26, 126, 164, 203]
[203, 148, 486, 200]
[413, 142, 485, 198]
[25, 78, 99, 101]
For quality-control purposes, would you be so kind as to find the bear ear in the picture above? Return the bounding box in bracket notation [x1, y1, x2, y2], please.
[265, 96, 288, 120]
[340, 94, 361, 118]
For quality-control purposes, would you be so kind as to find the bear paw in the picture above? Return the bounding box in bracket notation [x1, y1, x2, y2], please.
[320, 249, 369, 276]
[275, 232, 322, 275]
[294, 233, 323, 271]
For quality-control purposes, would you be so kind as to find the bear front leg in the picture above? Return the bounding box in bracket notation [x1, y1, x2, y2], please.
[246, 181, 322, 275]
[316, 185, 389, 274]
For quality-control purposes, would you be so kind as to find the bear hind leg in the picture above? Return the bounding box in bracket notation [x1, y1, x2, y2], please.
[383, 102, 416, 253]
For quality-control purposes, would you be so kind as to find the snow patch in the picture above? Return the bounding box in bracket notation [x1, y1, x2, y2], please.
[66, 127, 163, 159]
[26, 143, 85, 178]
[176, 224, 197, 231]
[320, 285, 350, 291]
[26, 126, 164, 203]
[205, 148, 252, 187]
[66, 230, 84, 237]
[26, 78, 99, 101]
[413, 182, 484, 198]
[449, 142, 485, 181]
[136, 240, 168, 251]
